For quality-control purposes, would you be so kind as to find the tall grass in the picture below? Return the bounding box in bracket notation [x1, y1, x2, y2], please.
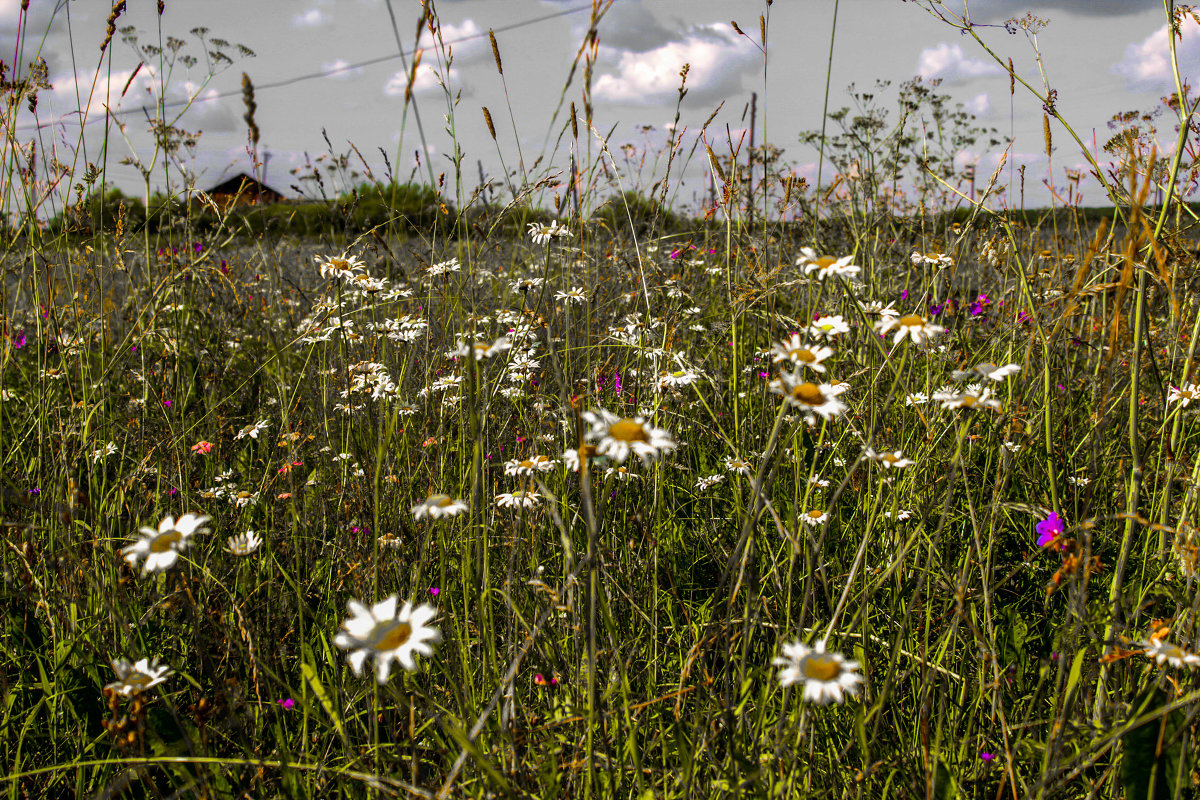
[4, 1, 1200, 798]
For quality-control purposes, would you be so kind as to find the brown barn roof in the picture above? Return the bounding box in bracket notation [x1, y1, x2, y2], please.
[203, 173, 285, 204]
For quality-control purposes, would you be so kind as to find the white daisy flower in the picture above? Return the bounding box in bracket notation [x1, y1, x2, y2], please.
[883, 509, 913, 521]
[92, 441, 118, 463]
[952, 362, 1022, 382]
[875, 314, 945, 346]
[495, 490, 542, 509]
[555, 287, 588, 304]
[774, 638, 863, 705]
[1169, 384, 1200, 406]
[226, 530, 263, 556]
[425, 258, 461, 277]
[723, 455, 753, 476]
[411, 494, 469, 520]
[528, 219, 572, 245]
[905, 392, 930, 406]
[583, 409, 676, 465]
[862, 300, 899, 319]
[911, 251, 953, 269]
[796, 248, 861, 280]
[1142, 635, 1200, 669]
[657, 369, 701, 390]
[562, 446, 598, 471]
[236, 420, 269, 440]
[604, 465, 639, 482]
[315, 253, 365, 281]
[695, 474, 725, 491]
[503, 455, 558, 476]
[809, 314, 851, 339]
[770, 335, 834, 372]
[933, 386, 1002, 411]
[802, 509, 829, 527]
[864, 449, 914, 468]
[106, 657, 173, 696]
[450, 336, 510, 361]
[333, 596, 440, 683]
[121, 513, 210, 573]
[769, 372, 846, 421]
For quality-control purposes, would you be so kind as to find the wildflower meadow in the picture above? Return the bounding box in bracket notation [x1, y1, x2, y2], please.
[4, 0, 1200, 797]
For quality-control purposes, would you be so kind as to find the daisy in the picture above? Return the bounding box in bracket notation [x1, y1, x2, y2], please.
[1142, 635, 1200, 669]
[333, 596, 440, 683]
[769, 372, 846, 421]
[604, 465, 640, 482]
[770, 335, 833, 372]
[809, 314, 851, 339]
[555, 287, 588, 304]
[528, 219, 571, 245]
[1169, 384, 1200, 406]
[450, 336, 510, 361]
[411, 493, 469, 520]
[774, 638, 863, 705]
[236, 420, 269, 440]
[795, 248, 861, 280]
[583, 409, 676, 464]
[875, 314, 945, 346]
[315, 253, 365, 281]
[425, 258, 461, 277]
[952, 362, 1021, 382]
[933, 386, 1002, 411]
[864, 448, 914, 468]
[695, 474, 725, 491]
[802, 509, 829, 527]
[504, 455, 558, 477]
[495, 490, 542, 509]
[227, 530, 263, 556]
[657, 369, 701, 390]
[562, 445, 598, 471]
[861, 300, 899, 319]
[883, 509, 913, 521]
[911, 251, 953, 269]
[106, 657, 174, 696]
[122, 513, 209, 573]
[723, 455, 753, 476]
[92, 442, 117, 463]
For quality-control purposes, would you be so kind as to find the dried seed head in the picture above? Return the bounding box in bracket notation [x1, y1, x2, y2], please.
[489, 29, 503, 75]
[570, 102, 578, 139]
[482, 107, 496, 140]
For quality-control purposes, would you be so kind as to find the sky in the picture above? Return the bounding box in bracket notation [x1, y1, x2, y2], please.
[9, 0, 1196, 215]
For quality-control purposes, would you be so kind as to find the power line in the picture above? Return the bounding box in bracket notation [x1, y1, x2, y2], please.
[19, 2, 595, 132]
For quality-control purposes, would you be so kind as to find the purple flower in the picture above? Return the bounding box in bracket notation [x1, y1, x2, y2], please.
[277, 698, 294, 710]
[900, 289, 909, 301]
[980, 751, 995, 762]
[614, 371, 622, 396]
[1036, 512, 1064, 548]
[429, 587, 439, 596]
[12, 331, 25, 349]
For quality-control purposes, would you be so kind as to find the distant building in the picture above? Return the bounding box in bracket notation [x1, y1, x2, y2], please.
[203, 173, 285, 210]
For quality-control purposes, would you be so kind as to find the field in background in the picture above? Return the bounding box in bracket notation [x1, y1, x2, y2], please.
[5, 1, 1200, 798]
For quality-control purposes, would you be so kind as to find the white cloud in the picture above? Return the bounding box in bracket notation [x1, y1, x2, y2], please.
[292, 9, 331, 29]
[1112, 21, 1200, 92]
[592, 23, 757, 106]
[383, 63, 466, 98]
[915, 42, 1003, 85]
[418, 18, 487, 62]
[964, 92, 991, 117]
[323, 59, 363, 80]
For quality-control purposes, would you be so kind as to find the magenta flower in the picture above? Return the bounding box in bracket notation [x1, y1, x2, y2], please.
[1036, 512, 1064, 548]
[277, 698, 295, 710]
[980, 751, 995, 762]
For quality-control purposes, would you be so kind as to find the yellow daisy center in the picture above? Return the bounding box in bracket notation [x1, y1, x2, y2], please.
[124, 672, 153, 688]
[814, 256, 838, 268]
[792, 348, 816, 363]
[608, 419, 649, 443]
[519, 459, 534, 469]
[368, 620, 413, 651]
[429, 493, 453, 507]
[882, 453, 899, 464]
[150, 529, 183, 553]
[898, 315, 925, 328]
[960, 396, 978, 408]
[790, 382, 826, 406]
[806, 509, 825, 519]
[802, 653, 842, 682]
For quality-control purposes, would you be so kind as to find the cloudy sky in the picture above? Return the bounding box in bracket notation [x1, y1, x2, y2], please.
[12, 0, 1195, 214]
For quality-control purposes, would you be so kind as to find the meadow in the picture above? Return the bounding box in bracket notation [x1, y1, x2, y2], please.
[5, 1, 1200, 798]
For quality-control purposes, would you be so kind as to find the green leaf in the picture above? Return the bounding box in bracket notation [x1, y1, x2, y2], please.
[1121, 686, 1187, 800]
[932, 758, 957, 800]
[301, 659, 346, 745]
